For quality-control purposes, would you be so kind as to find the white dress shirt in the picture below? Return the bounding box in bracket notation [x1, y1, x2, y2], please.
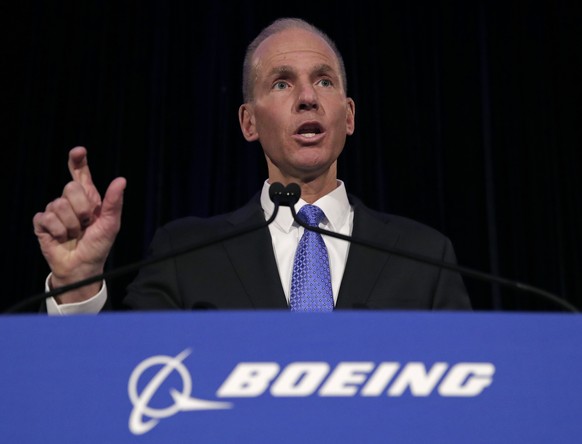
[46, 180, 354, 314]
[260, 180, 354, 304]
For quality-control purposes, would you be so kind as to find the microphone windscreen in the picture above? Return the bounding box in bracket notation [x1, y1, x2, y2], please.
[269, 182, 301, 207]
[284, 183, 301, 205]
[268, 182, 285, 205]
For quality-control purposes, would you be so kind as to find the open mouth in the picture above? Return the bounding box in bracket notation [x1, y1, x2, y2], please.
[296, 122, 323, 138]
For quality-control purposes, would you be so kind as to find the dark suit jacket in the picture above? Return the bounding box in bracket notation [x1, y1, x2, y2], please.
[123, 194, 471, 310]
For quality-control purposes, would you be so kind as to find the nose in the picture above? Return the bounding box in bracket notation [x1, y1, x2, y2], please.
[296, 83, 319, 111]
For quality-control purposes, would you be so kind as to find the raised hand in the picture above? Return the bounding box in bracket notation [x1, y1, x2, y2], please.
[33, 147, 126, 303]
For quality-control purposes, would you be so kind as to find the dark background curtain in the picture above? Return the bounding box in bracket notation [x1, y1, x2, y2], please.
[4, 0, 581, 313]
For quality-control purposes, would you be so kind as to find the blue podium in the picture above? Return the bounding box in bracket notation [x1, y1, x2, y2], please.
[1, 311, 581, 443]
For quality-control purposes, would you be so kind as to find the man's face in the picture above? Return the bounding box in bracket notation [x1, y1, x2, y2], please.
[239, 28, 355, 185]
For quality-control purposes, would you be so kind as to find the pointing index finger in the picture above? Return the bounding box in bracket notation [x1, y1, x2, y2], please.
[67, 146, 94, 188]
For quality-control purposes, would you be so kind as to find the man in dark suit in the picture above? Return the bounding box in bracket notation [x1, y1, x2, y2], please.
[33, 18, 471, 314]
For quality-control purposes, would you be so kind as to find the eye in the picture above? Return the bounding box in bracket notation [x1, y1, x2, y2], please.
[318, 79, 333, 88]
[273, 81, 289, 90]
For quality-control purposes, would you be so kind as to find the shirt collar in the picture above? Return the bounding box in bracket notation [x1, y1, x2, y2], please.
[260, 180, 351, 233]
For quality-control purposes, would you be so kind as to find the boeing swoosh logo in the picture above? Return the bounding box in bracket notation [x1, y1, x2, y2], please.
[128, 349, 232, 435]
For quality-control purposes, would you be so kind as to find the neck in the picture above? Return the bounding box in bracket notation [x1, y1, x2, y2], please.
[297, 180, 339, 203]
[268, 166, 339, 203]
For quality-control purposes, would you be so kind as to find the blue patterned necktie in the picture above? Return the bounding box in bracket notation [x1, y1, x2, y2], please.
[290, 205, 334, 312]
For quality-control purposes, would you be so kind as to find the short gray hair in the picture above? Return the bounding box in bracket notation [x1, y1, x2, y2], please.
[241, 18, 348, 102]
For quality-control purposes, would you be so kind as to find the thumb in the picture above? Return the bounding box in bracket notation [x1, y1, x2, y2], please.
[100, 177, 127, 225]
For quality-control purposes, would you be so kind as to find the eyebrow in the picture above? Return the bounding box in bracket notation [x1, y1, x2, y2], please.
[267, 63, 337, 79]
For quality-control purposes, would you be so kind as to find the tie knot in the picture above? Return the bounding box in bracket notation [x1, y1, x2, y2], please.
[297, 204, 325, 227]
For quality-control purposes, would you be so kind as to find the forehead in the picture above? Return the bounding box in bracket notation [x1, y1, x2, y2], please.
[252, 28, 340, 75]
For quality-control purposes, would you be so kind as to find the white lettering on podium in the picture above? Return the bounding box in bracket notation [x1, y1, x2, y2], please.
[128, 353, 495, 435]
[319, 362, 375, 396]
[216, 362, 280, 397]
[387, 362, 449, 396]
[215, 361, 495, 398]
[438, 363, 495, 396]
[271, 362, 330, 396]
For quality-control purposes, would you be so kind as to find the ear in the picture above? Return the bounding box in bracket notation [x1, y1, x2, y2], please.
[345, 98, 356, 136]
[239, 104, 259, 142]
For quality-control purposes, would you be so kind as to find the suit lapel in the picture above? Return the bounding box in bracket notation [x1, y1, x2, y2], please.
[218, 194, 400, 310]
[222, 197, 288, 309]
[336, 198, 400, 309]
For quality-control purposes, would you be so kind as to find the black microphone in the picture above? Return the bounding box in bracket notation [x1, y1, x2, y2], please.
[269, 182, 301, 206]
[4, 184, 288, 314]
[284, 184, 579, 313]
